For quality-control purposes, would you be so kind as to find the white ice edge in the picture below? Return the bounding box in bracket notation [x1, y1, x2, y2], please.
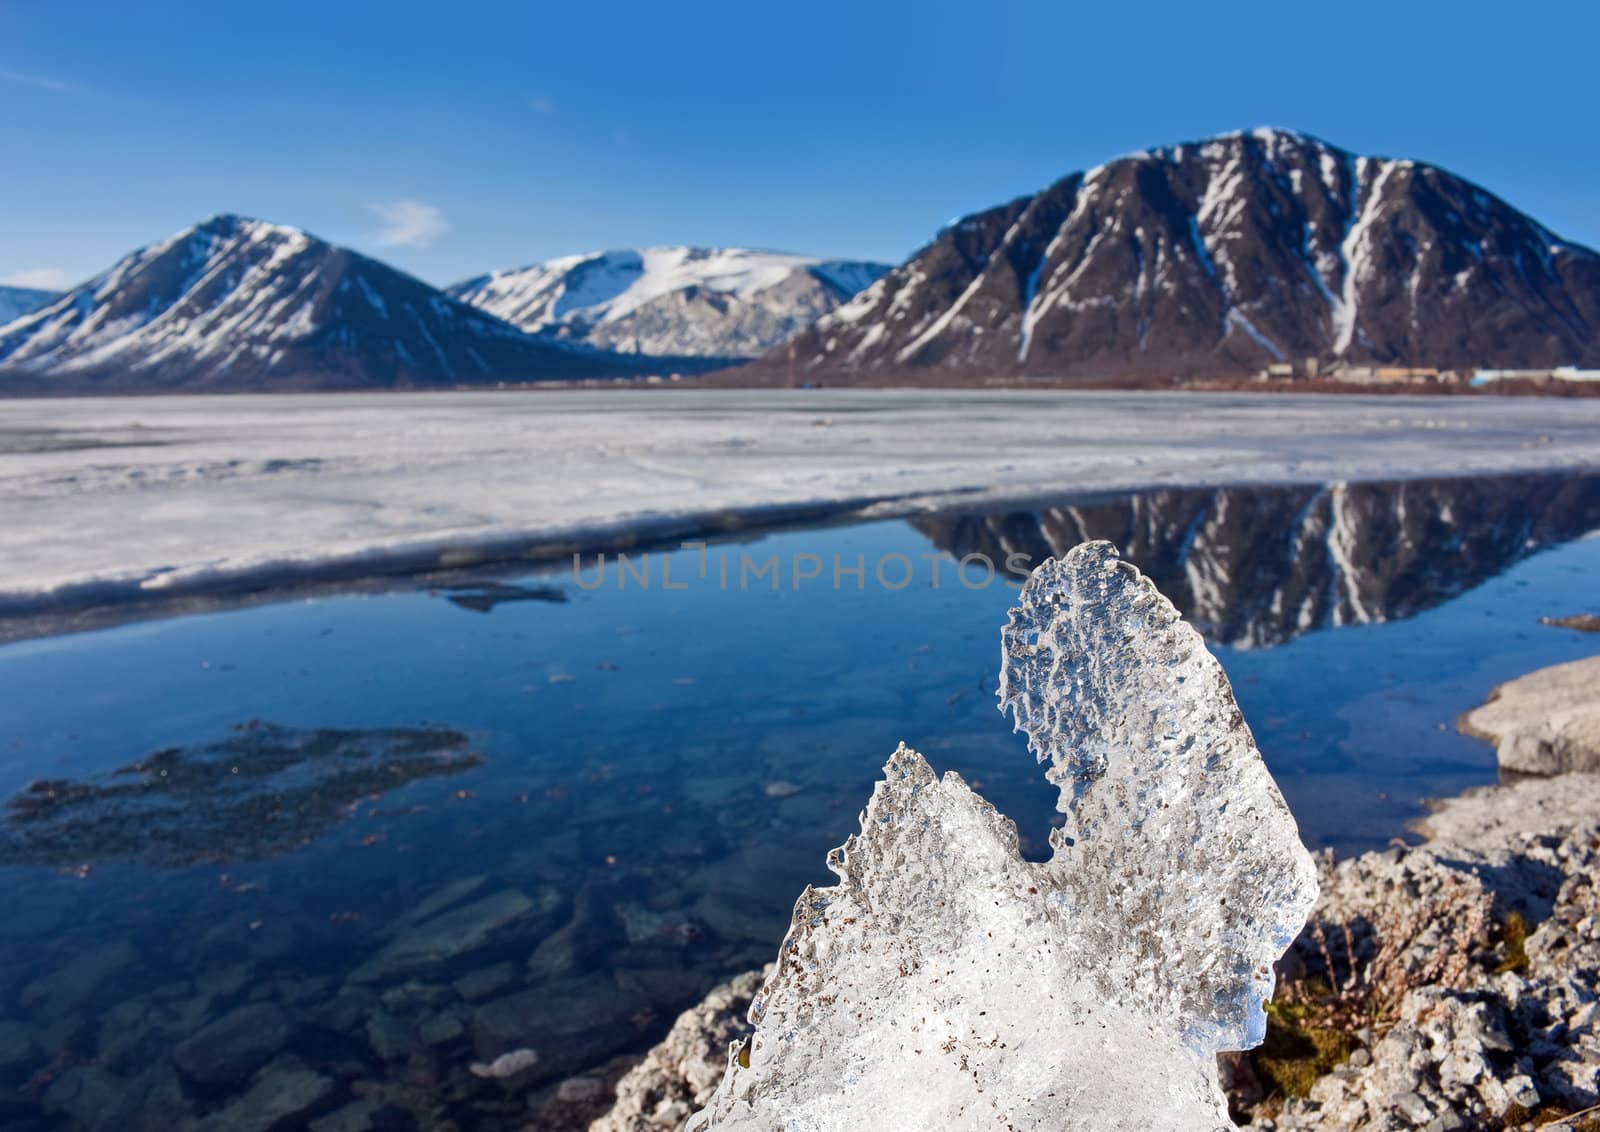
[1, 387, 1598, 618]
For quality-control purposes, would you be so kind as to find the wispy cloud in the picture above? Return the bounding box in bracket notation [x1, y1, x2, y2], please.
[0, 267, 74, 290]
[367, 200, 449, 248]
[0, 66, 90, 96]
[529, 94, 556, 115]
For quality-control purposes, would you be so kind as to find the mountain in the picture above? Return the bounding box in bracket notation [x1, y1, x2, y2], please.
[757, 128, 1600, 383]
[914, 472, 1600, 648]
[0, 215, 657, 393]
[449, 247, 889, 359]
[0, 286, 61, 327]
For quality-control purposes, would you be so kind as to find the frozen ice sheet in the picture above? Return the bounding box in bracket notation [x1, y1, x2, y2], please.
[1, 388, 1597, 619]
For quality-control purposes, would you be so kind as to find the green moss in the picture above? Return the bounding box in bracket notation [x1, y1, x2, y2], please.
[1495, 910, 1530, 975]
[1252, 999, 1352, 1099]
[1496, 1102, 1535, 1127]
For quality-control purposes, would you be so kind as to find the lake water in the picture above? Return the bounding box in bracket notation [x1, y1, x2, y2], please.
[0, 471, 1598, 1129]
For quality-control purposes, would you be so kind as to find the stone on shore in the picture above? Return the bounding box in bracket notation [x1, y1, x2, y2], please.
[1267, 773, 1600, 1128]
[590, 968, 767, 1132]
[1458, 656, 1600, 775]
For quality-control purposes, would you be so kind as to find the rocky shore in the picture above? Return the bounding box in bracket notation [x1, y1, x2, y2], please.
[1260, 772, 1600, 1130]
[574, 774, 1600, 1131]
[1459, 656, 1600, 776]
[581, 656, 1600, 1131]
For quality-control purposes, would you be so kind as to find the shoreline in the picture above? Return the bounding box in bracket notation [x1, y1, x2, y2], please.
[571, 660, 1600, 1131]
[572, 780, 1600, 1132]
[2, 465, 1595, 647]
[3, 466, 1595, 649]
[4, 388, 1600, 644]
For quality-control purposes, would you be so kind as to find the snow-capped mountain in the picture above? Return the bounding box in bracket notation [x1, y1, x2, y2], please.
[0, 215, 653, 393]
[0, 286, 61, 328]
[449, 247, 889, 359]
[764, 129, 1600, 380]
[916, 471, 1600, 648]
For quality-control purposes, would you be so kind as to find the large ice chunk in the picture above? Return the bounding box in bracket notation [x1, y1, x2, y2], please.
[998, 540, 1319, 1053]
[688, 542, 1318, 1130]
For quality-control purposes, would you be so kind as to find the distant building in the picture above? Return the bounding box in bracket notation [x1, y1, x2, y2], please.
[1258, 357, 1321, 381]
[1326, 364, 1439, 385]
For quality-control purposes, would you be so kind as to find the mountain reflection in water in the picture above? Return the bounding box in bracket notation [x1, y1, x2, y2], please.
[914, 472, 1600, 648]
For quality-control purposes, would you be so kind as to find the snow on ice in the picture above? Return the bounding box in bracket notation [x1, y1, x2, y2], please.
[3, 388, 1600, 621]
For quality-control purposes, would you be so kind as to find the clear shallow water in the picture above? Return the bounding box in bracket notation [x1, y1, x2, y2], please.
[0, 476, 1598, 1128]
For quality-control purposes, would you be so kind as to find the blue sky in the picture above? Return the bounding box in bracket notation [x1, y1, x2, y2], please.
[1, 0, 1594, 290]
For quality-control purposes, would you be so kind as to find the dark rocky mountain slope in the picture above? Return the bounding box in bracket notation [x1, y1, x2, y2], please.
[757, 129, 1600, 382]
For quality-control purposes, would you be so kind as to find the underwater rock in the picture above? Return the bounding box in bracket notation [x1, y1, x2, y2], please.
[687, 542, 1318, 1129]
[363, 1010, 414, 1063]
[351, 887, 558, 983]
[614, 902, 704, 947]
[0, 722, 483, 869]
[308, 1099, 383, 1132]
[40, 1064, 126, 1130]
[171, 1002, 294, 1088]
[558, 1075, 610, 1103]
[188, 1063, 334, 1132]
[419, 1010, 465, 1048]
[453, 962, 519, 1002]
[0, 1020, 40, 1076]
[472, 973, 641, 1081]
[19, 940, 139, 1019]
[470, 1048, 540, 1079]
[400, 874, 492, 925]
[97, 987, 216, 1074]
[526, 885, 624, 982]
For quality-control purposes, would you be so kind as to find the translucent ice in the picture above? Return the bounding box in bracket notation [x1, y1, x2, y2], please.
[688, 541, 1318, 1130]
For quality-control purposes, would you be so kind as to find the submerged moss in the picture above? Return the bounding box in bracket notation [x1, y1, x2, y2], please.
[1, 721, 483, 868]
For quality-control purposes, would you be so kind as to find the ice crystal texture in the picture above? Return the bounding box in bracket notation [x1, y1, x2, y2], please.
[688, 541, 1318, 1130]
